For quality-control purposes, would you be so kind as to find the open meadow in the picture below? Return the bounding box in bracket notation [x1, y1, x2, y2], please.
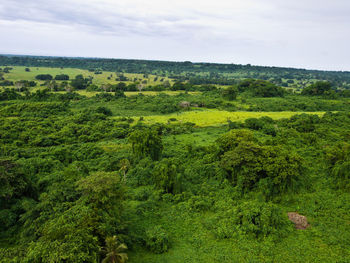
[135, 109, 325, 126]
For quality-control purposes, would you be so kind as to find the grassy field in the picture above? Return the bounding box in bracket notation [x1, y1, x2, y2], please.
[134, 109, 325, 127]
[68, 90, 201, 97]
[2, 66, 174, 86]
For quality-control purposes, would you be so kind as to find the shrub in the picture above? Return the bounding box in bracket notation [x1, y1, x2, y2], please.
[54, 74, 69, 80]
[245, 118, 264, 130]
[35, 74, 53, 80]
[205, 200, 291, 239]
[233, 200, 291, 238]
[222, 86, 238, 100]
[96, 106, 112, 116]
[145, 226, 170, 253]
[325, 142, 350, 190]
[301, 81, 332, 96]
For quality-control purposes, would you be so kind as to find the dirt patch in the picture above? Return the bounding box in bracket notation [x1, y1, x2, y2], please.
[288, 212, 310, 229]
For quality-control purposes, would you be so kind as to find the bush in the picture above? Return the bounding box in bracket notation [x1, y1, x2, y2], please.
[301, 81, 332, 96]
[35, 74, 53, 80]
[96, 106, 112, 116]
[145, 226, 170, 253]
[205, 200, 291, 239]
[245, 118, 264, 130]
[235, 201, 291, 238]
[237, 79, 285, 97]
[222, 86, 238, 100]
[325, 142, 350, 190]
[54, 74, 69, 80]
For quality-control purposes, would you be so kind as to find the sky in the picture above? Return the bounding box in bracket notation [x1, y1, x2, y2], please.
[0, 0, 349, 71]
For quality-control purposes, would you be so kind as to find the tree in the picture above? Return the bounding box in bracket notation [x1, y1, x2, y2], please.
[47, 80, 57, 91]
[76, 172, 126, 238]
[55, 74, 69, 80]
[301, 81, 332, 96]
[222, 86, 238, 100]
[102, 236, 128, 263]
[65, 84, 74, 93]
[128, 128, 163, 160]
[14, 81, 24, 92]
[101, 84, 109, 92]
[118, 159, 130, 180]
[137, 83, 145, 93]
[325, 142, 350, 190]
[145, 226, 170, 253]
[116, 82, 126, 91]
[163, 80, 171, 89]
[237, 79, 285, 97]
[71, 74, 90, 90]
[76, 171, 125, 210]
[218, 130, 303, 197]
[216, 129, 255, 154]
[35, 74, 53, 80]
[153, 158, 181, 193]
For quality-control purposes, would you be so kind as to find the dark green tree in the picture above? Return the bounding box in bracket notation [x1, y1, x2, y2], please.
[301, 81, 332, 96]
[128, 128, 163, 160]
[221, 86, 238, 100]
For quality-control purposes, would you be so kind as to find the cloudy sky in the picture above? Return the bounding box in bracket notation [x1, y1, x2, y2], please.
[0, 0, 349, 70]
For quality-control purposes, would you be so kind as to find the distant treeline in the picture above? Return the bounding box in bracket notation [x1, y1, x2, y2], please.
[1, 55, 350, 84]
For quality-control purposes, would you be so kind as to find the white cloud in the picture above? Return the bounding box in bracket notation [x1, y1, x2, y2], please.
[0, 0, 349, 70]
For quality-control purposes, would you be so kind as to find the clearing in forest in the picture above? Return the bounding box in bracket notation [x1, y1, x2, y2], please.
[137, 109, 325, 127]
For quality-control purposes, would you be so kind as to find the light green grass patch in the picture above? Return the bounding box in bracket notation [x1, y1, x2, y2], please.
[62, 90, 201, 97]
[3, 66, 174, 86]
[124, 91, 200, 96]
[137, 109, 325, 127]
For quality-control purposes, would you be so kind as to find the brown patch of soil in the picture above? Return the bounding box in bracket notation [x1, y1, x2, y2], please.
[288, 212, 310, 229]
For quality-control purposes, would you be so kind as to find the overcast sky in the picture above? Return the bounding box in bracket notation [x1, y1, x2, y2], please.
[0, 0, 349, 71]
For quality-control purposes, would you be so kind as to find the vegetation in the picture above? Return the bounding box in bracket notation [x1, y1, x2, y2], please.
[0, 59, 350, 262]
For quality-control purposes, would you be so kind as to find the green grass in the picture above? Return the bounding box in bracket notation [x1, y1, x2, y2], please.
[2, 66, 174, 87]
[67, 90, 201, 97]
[135, 109, 325, 127]
[127, 198, 346, 263]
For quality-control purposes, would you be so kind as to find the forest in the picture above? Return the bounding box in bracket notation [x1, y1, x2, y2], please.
[0, 58, 350, 262]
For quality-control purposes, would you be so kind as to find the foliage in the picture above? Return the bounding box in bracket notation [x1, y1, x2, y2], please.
[55, 74, 70, 80]
[221, 85, 238, 100]
[301, 81, 333, 96]
[218, 130, 304, 197]
[128, 128, 163, 160]
[1, 63, 350, 262]
[238, 79, 285, 97]
[71, 74, 92, 90]
[325, 142, 350, 190]
[35, 74, 53, 80]
[145, 226, 170, 254]
[153, 158, 182, 194]
[207, 200, 291, 239]
[102, 236, 128, 263]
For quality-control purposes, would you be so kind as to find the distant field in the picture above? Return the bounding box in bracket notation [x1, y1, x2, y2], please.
[135, 109, 325, 127]
[2, 66, 174, 86]
[58, 90, 201, 97]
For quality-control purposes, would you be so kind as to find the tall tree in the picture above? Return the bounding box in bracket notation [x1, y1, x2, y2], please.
[128, 128, 163, 160]
[102, 236, 128, 263]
